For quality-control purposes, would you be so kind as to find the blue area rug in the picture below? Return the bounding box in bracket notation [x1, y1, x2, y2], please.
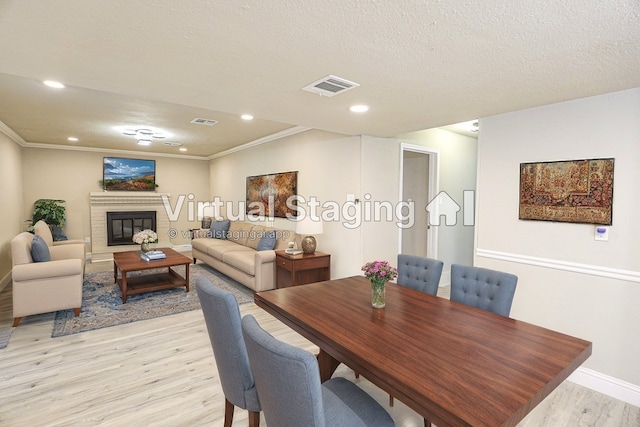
[0, 325, 11, 349]
[51, 263, 253, 337]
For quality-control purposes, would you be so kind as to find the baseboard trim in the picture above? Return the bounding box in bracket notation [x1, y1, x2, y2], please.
[569, 367, 640, 407]
[476, 248, 640, 283]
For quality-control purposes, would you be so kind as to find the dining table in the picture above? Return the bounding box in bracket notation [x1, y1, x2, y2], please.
[254, 275, 592, 427]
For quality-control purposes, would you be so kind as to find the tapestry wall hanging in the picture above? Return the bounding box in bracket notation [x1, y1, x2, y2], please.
[246, 171, 298, 218]
[519, 158, 614, 225]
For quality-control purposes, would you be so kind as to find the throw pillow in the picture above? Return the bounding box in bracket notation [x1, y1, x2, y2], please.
[51, 225, 68, 241]
[256, 230, 277, 251]
[31, 235, 51, 262]
[209, 220, 230, 240]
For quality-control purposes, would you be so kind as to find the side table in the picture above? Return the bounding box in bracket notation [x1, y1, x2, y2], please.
[275, 250, 330, 288]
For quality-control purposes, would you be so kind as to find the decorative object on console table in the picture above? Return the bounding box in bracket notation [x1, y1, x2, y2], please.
[361, 260, 398, 309]
[132, 229, 158, 253]
[275, 250, 330, 288]
[296, 215, 323, 254]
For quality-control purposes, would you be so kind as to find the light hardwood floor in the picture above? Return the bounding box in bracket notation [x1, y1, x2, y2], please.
[0, 261, 638, 426]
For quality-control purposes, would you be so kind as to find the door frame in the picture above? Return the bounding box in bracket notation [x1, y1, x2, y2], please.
[398, 143, 439, 258]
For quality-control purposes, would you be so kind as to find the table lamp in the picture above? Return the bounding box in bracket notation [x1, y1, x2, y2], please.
[296, 216, 323, 254]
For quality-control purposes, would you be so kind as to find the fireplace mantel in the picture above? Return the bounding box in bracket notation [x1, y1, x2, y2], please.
[90, 192, 171, 262]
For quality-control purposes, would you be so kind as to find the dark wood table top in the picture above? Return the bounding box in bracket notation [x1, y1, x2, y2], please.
[113, 248, 191, 272]
[255, 276, 592, 427]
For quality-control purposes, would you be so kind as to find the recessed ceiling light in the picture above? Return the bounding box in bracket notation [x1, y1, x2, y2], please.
[43, 80, 65, 89]
[137, 140, 152, 146]
[350, 104, 369, 113]
[241, 114, 254, 120]
[179, 147, 187, 152]
[67, 137, 78, 142]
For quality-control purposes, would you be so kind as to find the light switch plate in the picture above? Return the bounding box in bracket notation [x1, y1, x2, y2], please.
[594, 226, 609, 241]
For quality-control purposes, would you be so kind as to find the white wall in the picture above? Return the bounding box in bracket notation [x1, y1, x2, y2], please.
[0, 132, 24, 284]
[21, 148, 210, 248]
[209, 130, 364, 278]
[395, 128, 478, 276]
[475, 88, 640, 387]
[209, 129, 478, 281]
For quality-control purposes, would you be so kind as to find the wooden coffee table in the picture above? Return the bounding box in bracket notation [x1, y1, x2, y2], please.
[113, 248, 191, 303]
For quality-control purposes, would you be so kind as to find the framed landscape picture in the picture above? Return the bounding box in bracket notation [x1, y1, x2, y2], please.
[103, 157, 156, 191]
[519, 158, 614, 225]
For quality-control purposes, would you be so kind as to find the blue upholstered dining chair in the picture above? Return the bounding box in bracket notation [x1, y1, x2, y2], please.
[197, 276, 261, 427]
[241, 314, 396, 427]
[396, 254, 444, 296]
[450, 264, 518, 317]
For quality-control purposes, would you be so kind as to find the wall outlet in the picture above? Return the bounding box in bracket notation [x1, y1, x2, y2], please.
[84, 236, 91, 243]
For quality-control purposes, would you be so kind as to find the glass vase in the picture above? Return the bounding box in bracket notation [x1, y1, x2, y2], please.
[370, 278, 387, 308]
[141, 242, 152, 253]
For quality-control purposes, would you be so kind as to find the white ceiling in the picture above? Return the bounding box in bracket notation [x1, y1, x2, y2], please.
[0, 0, 638, 158]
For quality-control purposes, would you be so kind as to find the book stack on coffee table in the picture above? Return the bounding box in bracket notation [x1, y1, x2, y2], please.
[140, 250, 167, 261]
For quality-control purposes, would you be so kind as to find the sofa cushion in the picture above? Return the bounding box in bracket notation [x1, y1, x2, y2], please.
[246, 225, 267, 250]
[227, 221, 253, 246]
[31, 235, 51, 262]
[209, 220, 230, 239]
[208, 244, 253, 261]
[222, 251, 256, 276]
[256, 230, 277, 251]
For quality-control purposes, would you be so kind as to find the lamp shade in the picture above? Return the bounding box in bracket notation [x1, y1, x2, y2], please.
[296, 216, 323, 235]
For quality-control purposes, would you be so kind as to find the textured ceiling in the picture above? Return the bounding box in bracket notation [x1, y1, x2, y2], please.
[0, 0, 638, 157]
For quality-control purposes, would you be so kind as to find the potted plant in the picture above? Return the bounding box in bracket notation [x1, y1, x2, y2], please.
[32, 199, 66, 229]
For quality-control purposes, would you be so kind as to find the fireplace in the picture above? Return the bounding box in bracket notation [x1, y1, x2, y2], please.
[90, 191, 171, 261]
[107, 211, 157, 246]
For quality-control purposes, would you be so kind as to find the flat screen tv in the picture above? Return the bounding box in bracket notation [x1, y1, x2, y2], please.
[103, 157, 156, 191]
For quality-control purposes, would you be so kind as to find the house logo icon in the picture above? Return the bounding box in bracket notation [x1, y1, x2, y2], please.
[426, 191, 475, 226]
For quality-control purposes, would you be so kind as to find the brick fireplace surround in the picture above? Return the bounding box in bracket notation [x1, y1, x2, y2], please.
[90, 192, 171, 262]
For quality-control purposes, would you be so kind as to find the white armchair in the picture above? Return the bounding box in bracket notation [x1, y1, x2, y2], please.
[10, 232, 85, 327]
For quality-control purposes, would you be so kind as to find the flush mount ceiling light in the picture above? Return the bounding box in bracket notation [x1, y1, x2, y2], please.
[122, 128, 166, 145]
[350, 104, 369, 113]
[67, 137, 78, 142]
[241, 114, 254, 120]
[43, 80, 65, 89]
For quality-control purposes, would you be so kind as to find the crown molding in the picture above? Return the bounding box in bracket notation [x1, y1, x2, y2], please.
[0, 120, 26, 146]
[208, 126, 311, 159]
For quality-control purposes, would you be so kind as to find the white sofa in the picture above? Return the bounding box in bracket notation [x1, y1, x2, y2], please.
[191, 221, 296, 292]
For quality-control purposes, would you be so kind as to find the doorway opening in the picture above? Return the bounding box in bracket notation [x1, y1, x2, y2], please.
[399, 144, 438, 258]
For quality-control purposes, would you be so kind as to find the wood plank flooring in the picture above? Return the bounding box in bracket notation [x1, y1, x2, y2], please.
[0, 260, 638, 426]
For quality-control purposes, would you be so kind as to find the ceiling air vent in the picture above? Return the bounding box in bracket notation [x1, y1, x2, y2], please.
[190, 118, 218, 126]
[302, 75, 360, 97]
